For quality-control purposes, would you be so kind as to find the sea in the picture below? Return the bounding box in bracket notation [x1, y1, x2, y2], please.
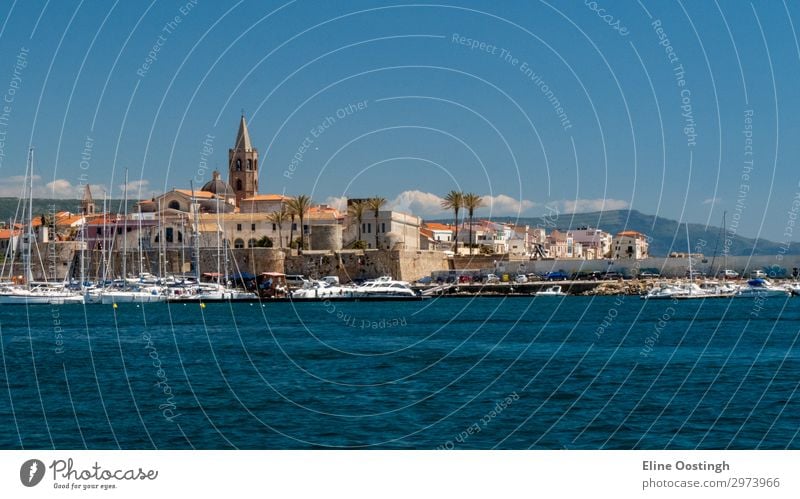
[0, 295, 798, 449]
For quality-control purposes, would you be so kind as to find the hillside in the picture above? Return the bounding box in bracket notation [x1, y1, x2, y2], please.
[449, 209, 792, 257]
[0, 197, 137, 224]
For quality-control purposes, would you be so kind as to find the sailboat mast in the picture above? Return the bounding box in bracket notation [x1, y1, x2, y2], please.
[122, 169, 128, 284]
[191, 181, 200, 282]
[25, 147, 34, 287]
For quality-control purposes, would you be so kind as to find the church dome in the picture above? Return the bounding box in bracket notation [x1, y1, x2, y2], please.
[201, 171, 235, 199]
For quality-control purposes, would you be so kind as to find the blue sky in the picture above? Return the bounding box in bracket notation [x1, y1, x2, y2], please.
[0, 0, 798, 242]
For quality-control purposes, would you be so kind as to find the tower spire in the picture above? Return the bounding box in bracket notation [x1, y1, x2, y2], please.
[234, 114, 253, 151]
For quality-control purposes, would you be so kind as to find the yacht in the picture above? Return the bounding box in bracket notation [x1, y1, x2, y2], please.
[291, 280, 355, 299]
[534, 285, 567, 296]
[734, 279, 791, 298]
[353, 276, 419, 298]
[167, 282, 257, 302]
[0, 284, 85, 305]
[642, 281, 710, 300]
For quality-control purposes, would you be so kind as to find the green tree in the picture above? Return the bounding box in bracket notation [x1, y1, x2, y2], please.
[441, 190, 463, 253]
[266, 207, 288, 249]
[462, 193, 484, 255]
[347, 201, 366, 245]
[286, 195, 312, 253]
[255, 236, 273, 248]
[367, 197, 386, 249]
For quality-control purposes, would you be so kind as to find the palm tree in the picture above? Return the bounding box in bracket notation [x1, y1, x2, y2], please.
[367, 197, 386, 249]
[462, 193, 484, 255]
[287, 195, 312, 251]
[441, 190, 463, 253]
[347, 201, 366, 245]
[266, 207, 288, 248]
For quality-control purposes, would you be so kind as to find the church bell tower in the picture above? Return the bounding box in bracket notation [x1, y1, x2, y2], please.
[228, 114, 259, 207]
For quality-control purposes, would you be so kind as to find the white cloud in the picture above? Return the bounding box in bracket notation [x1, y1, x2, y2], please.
[389, 190, 448, 217]
[558, 198, 629, 213]
[702, 197, 721, 205]
[482, 194, 536, 215]
[0, 176, 108, 199]
[119, 179, 150, 197]
[324, 196, 348, 212]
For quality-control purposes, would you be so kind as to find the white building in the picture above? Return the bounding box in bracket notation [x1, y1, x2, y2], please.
[345, 210, 421, 250]
[612, 230, 650, 259]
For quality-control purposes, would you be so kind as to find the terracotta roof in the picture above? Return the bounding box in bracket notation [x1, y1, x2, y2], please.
[241, 194, 292, 202]
[419, 228, 434, 239]
[173, 189, 218, 199]
[0, 229, 21, 239]
[424, 222, 453, 231]
[616, 230, 646, 237]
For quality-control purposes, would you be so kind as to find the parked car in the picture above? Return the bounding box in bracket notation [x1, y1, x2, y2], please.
[514, 274, 529, 284]
[485, 273, 500, 284]
[285, 274, 309, 288]
[601, 271, 626, 280]
[416, 276, 433, 285]
[685, 270, 706, 279]
[750, 270, 767, 279]
[719, 269, 739, 279]
[637, 268, 661, 279]
[544, 271, 569, 281]
[572, 271, 602, 281]
[458, 275, 473, 283]
[526, 273, 543, 281]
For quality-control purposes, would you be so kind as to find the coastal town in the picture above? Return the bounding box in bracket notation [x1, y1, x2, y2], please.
[1, 116, 798, 302]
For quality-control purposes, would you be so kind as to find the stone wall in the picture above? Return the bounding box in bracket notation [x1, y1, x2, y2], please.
[284, 249, 449, 282]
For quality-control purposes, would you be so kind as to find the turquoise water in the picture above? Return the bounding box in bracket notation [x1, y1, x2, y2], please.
[0, 295, 798, 449]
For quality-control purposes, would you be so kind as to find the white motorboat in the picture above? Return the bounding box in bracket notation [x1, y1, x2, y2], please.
[353, 276, 418, 298]
[167, 282, 257, 302]
[535, 285, 567, 296]
[291, 280, 355, 299]
[735, 279, 791, 298]
[0, 284, 85, 305]
[642, 281, 710, 300]
[98, 285, 167, 304]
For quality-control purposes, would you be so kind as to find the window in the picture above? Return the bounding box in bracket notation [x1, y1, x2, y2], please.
[236, 179, 242, 190]
[247, 238, 256, 248]
[272, 223, 276, 231]
[168, 200, 180, 210]
[251, 223, 256, 231]
[247, 159, 252, 170]
[166, 227, 174, 243]
[303, 225, 308, 233]
[236, 159, 242, 171]
[381, 222, 385, 233]
[234, 238, 244, 249]
[236, 224, 242, 231]
[292, 223, 297, 231]
[367, 223, 371, 233]
[254, 160, 258, 170]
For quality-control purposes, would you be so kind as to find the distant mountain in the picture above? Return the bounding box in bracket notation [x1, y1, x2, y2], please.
[440, 209, 794, 257]
[0, 197, 137, 224]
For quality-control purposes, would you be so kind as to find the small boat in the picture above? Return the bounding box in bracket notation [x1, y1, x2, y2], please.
[783, 282, 800, 296]
[734, 279, 791, 298]
[535, 285, 567, 296]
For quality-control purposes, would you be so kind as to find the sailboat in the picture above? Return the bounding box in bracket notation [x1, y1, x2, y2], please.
[167, 187, 256, 302]
[97, 170, 166, 304]
[0, 148, 84, 304]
